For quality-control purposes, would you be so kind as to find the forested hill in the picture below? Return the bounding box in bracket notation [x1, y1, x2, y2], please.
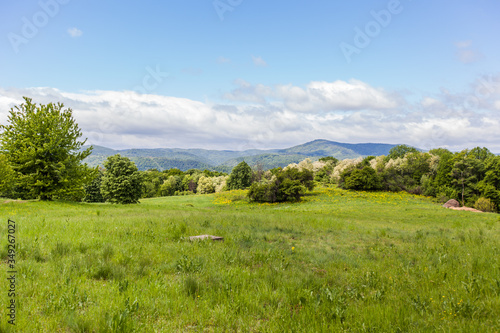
[82, 139, 399, 171]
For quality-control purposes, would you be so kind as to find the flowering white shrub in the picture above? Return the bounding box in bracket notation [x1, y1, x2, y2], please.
[197, 175, 229, 194]
[331, 157, 363, 181]
[311, 160, 327, 172]
[213, 175, 229, 193]
[429, 154, 440, 174]
[384, 157, 407, 172]
[285, 158, 326, 173]
[369, 155, 386, 173]
[284, 163, 299, 170]
[262, 170, 273, 181]
[298, 158, 314, 171]
[196, 176, 215, 194]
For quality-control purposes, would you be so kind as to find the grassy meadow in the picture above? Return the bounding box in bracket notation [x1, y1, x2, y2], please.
[1, 188, 499, 332]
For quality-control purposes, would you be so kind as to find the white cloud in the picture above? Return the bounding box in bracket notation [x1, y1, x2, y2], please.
[223, 79, 273, 104]
[67, 27, 83, 38]
[224, 79, 400, 112]
[1, 75, 500, 152]
[252, 55, 267, 67]
[0, 95, 23, 125]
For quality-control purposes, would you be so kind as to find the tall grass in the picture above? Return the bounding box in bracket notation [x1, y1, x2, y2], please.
[0, 188, 499, 331]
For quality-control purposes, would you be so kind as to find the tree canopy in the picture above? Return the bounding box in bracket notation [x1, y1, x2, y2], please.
[387, 144, 419, 160]
[101, 154, 143, 204]
[227, 161, 253, 190]
[0, 154, 15, 197]
[0, 97, 93, 200]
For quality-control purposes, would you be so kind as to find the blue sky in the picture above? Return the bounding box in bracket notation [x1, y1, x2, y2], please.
[1, 0, 500, 151]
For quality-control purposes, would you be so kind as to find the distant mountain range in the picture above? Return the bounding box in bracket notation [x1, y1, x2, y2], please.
[82, 139, 400, 172]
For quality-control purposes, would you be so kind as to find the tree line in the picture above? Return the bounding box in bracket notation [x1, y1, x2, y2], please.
[0, 98, 318, 204]
[330, 145, 499, 212]
[0, 98, 498, 211]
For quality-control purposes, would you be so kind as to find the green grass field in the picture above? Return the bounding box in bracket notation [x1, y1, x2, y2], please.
[1, 188, 499, 332]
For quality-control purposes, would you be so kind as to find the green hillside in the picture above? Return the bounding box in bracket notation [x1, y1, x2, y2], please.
[278, 139, 397, 157]
[219, 153, 311, 170]
[82, 140, 399, 171]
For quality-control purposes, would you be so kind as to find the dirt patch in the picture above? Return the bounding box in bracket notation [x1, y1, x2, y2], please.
[448, 206, 483, 213]
[1, 199, 28, 204]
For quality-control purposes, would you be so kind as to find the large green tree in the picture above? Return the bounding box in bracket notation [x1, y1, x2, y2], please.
[0, 97, 93, 200]
[227, 161, 253, 190]
[141, 169, 167, 198]
[0, 154, 15, 197]
[387, 144, 419, 160]
[450, 149, 487, 206]
[248, 167, 314, 203]
[160, 175, 183, 196]
[101, 154, 143, 204]
[478, 156, 500, 211]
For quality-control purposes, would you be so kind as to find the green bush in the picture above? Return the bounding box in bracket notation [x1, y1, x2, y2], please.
[421, 175, 436, 197]
[160, 175, 182, 196]
[474, 197, 496, 212]
[277, 178, 305, 202]
[83, 171, 105, 203]
[141, 169, 166, 198]
[248, 181, 278, 203]
[248, 168, 312, 203]
[435, 186, 458, 203]
[101, 155, 143, 204]
[342, 166, 382, 191]
[282, 167, 314, 191]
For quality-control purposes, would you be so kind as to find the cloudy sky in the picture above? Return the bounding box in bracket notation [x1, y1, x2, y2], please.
[1, 0, 500, 152]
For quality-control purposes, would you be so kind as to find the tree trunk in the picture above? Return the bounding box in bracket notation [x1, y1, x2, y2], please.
[461, 171, 465, 206]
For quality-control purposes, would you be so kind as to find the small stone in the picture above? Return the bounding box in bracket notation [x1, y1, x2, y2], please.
[189, 235, 224, 242]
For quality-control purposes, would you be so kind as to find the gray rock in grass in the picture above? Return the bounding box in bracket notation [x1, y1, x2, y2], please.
[189, 235, 224, 242]
[443, 199, 460, 208]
